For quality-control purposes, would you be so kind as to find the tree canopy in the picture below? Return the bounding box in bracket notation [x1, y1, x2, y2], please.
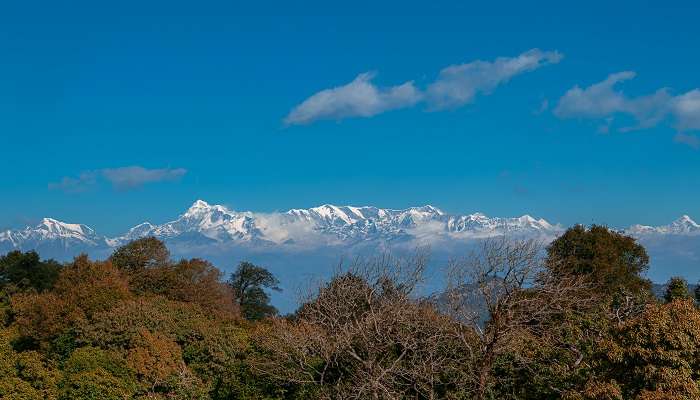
[546, 225, 651, 297]
[228, 261, 281, 321]
[0, 250, 61, 293]
[109, 237, 170, 271]
[665, 276, 691, 303]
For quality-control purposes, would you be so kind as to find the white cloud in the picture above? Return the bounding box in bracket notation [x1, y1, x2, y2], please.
[253, 212, 338, 247]
[284, 72, 422, 125]
[554, 71, 636, 118]
[554, 72, 700, 136]
[285, 49, 562, 125]
[426, 49, 563, 109]
[49, 166, 187, 192]
[673, 89, 700, 131]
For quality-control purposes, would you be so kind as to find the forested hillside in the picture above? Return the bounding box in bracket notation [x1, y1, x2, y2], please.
[1, 225, 699, 399]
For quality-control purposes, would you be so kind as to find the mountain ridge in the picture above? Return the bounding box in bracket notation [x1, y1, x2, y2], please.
[0, 200, 561, 254]
[1, 200, 697, 260]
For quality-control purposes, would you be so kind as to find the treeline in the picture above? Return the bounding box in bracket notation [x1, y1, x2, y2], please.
[1, 226, 700, 399]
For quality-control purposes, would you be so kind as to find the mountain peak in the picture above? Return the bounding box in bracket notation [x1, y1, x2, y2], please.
[39, 217, 62, 226]
[413, 205, 444, 215]
[37, 217, 92, 235]
[670, 215, 700, 231]
[676, 215, 696, 224]
[189, 199, 211, 209]
[183, 200, 235, 217]
[628, 215, 699, 235]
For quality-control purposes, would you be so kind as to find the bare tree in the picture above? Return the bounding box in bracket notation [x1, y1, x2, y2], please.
[253, 240, 593, 399]
[445, 237, 593, 400]
[253, 249, 477, 400]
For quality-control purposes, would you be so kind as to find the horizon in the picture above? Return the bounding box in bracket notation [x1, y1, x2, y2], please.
[4, 196, 700, 300]
[4, 197, 700, 236]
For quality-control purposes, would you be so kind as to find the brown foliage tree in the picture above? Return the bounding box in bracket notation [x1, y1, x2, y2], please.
[109, 237, 170, 272]
[129, 258, 238, 317]
[12, 255, 131, 349]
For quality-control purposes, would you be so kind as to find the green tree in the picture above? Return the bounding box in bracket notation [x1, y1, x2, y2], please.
[109, 237, 169, 272]
[664, 277, 690, 303]
[0, 327, 60, 399]
[573, 300, 700, 399]
[228, 262, 281, 320]
[546, 225, 651, 297]
[59, 346, 136, 400]
[0, 250, 61, 293]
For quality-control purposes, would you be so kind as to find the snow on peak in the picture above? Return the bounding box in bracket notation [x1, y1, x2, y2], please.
[669, 215, 700, 233]
[126, 222, 155, 236]
[0, 217, 104, 250]
[411, 205, 444, 215]
[185, 199, 216, 214]
[517, 215, 554, 230]
[191, 199, 210, 207]
[628, 215, 700, 235]
[37, 217, 95, 237]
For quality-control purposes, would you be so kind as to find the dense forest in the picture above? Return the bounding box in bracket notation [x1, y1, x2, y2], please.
[1, 225, 699, 399]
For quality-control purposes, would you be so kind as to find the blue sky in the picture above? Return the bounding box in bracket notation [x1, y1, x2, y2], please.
[1, 1, 699, 235]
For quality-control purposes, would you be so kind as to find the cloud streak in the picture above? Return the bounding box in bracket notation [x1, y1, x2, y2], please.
[554, 72, 700, 146]
[284, 49, 562, 125]
[426, 49, 562, 110]
[284, 72, 421, 125]
[49, 166, 187, 192]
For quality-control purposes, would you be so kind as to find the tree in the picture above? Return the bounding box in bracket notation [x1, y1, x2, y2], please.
[11, 255, 131, 350]
[228, 262, 281, 320]
[574, 300, 700, 399]
[78, 296, 255, 397]
[59, 346, 136, 400]
[0, 326, 60, 399]
[664, 277, 690, 303]
[446, 238, 594, 400]
[546, 225, 651, 298]
[128, 258, 238, 316]
[0, 250, 61, 293]
[109, 237, 170, 272]
[253, 250, 476, 399]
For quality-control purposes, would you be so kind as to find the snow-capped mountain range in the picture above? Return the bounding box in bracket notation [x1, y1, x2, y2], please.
[0, 218, 104, 250]
[0, 200, 558, 255]
[1, 200, 697, 262]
